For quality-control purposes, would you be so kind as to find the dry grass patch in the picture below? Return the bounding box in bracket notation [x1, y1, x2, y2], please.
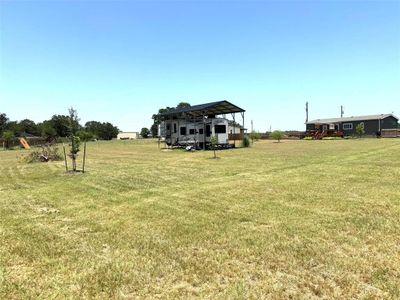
[1, 139, 399, 299]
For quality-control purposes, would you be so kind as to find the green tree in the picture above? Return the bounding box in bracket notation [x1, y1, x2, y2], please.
[18, 119, 39, 136]
[151, 102, 191, 137]
[5, 121, 18, 134]
[210, 135, 218, 158]
[356, 123, 365, 138]
[85, 121, 102, 136]
[68, 108, 81, 171]
[271, 130, 284, 142]
[99, 122, 119, 140]
[140, 127, 151, 138]
[228, 120, 241, 127]
[2, 130, 14, 149]
[84, 121, 119, 140]
[77, 130, 94, 141]
[51, 115, 73, 137]
[150, 123, 159, 137]
[0, 113, 9, 134]
[249, 131, 261, 143]
[38, 120, 57, 142]
[151, 107, 173, 137]
[176, 102, 191, 109]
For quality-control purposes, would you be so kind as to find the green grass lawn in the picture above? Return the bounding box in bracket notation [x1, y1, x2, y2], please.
[1, 139, 399, 299]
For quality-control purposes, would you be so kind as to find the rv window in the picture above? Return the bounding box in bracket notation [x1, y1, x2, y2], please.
[215, 125, 226, 134]
[180, 127, 187, 135]
[206, 125, 211, 137]
[166, 124, 171, 130]
[174, 123, 177, 133]
[189, 129, 195, 135]
[199, 128, 204, 134]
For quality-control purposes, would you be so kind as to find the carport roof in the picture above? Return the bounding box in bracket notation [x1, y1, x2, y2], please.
[159, 100, 245, 118]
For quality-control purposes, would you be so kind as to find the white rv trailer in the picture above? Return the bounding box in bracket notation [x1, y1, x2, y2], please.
[158, 100, 245, 150]
[161, 117, 230, 148]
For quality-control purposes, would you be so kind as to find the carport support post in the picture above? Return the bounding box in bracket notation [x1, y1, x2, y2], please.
[241, 111, 245, 140]
[169, 115, 172, 148]
[232, 113, 236, 148]
[203, 112, 206, 150]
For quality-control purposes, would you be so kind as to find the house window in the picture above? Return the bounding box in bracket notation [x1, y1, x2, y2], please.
[166, 124, 171, 131]
[189, 129, 195, 135]
[343, 123, 353, 130]
[215, 125, 226, 134]
[199, 128, 204, 135]
[180, 127, 187, 135]
[173, 123, 177, 133]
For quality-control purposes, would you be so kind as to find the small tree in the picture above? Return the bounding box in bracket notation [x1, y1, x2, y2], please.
[68, 108, 81, 171]
[69, 136, 81, 171]
[249, 131, 261, 143]
[271, 130, 284, 142]
[210, 135, 218, 158]
[140, 127, 151, 138]
[2, 130, 13, 149]
[356, 123, 365, 138]
[242, 135, 250, 148]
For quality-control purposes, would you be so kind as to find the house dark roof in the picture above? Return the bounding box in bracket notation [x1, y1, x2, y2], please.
[159, 100, 245, 118]
[307, 114, 398, 124]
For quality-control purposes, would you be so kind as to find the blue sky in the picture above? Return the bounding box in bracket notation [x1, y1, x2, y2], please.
[1, 0, 399, 132]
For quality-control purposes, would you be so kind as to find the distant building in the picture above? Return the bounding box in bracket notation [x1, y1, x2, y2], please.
[117, 132, 139, 140]
[306, 114, 398, 136]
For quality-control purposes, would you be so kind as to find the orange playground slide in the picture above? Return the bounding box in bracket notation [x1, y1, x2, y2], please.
[19, 138, 30, 149]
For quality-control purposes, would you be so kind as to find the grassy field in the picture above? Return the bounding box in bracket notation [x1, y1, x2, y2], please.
[1, 139, 399, 299]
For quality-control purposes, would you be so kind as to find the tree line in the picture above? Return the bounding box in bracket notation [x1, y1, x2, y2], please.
[0, 112, 119, 142]
[149, 102, 191, 137]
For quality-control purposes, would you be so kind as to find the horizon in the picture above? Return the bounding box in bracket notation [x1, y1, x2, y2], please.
[1, 1, 399, 132]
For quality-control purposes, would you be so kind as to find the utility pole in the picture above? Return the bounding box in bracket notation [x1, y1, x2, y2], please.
[341, 105, 344, 118]
[251, 120, 254, 132]
[305, 101, 309, 123]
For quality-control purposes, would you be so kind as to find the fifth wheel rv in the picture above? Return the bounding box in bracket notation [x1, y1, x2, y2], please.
[157, 100, 245, 150]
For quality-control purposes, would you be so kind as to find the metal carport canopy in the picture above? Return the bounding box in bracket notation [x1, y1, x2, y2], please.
[159, 100, 245, 118]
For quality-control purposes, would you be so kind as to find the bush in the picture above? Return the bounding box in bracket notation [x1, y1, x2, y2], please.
[23, 144, 63, 163]
[271, 130, 284, 142]
[242, 136, 250, 147]
[356, 123, 365, 138]
[249, 131, 261, 143]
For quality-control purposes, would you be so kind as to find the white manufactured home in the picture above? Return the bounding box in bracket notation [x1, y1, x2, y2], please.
[117, 132, 139, 140]
[158, 100, 245, 150]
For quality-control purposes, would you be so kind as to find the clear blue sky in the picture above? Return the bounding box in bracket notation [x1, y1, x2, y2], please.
[1, 0, 399, 132]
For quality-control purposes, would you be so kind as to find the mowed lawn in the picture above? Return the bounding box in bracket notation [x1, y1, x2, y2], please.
[1, 139, 399, 299]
